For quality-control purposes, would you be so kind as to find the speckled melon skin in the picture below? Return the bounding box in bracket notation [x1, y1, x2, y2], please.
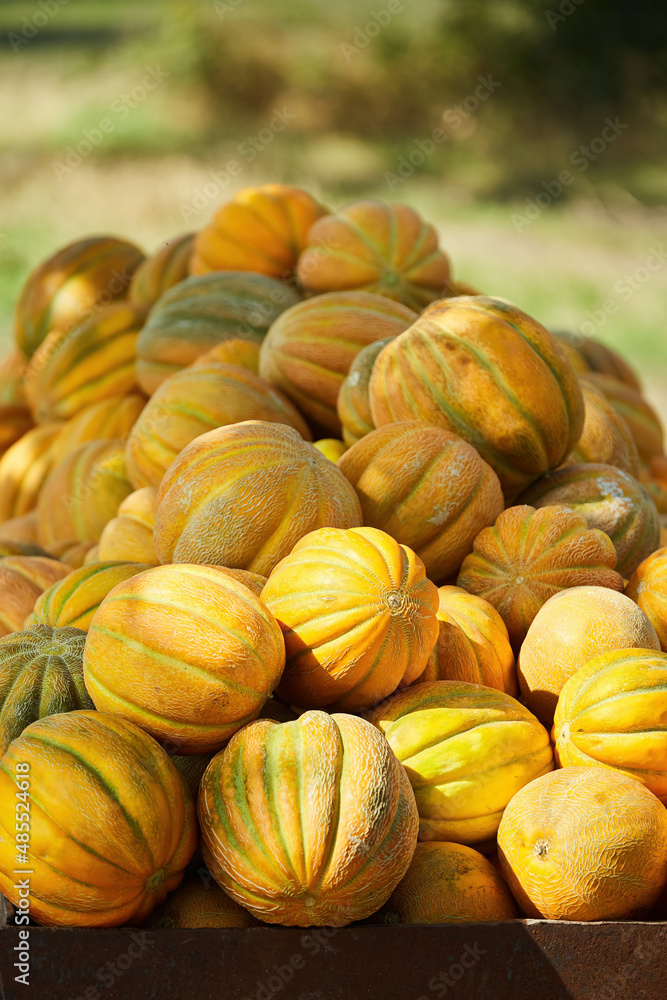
[146, 877, 257, 929]
[154, 420, 362, 576]
[0, 623, 91, 754]
[369, 296, 585, 502]
[25, 301, 145, 424]
[296, 199, 451, 311]
[37, 439, 134, 549]
[0, 556, 71, 637]
[338, 421, 504, 585]
[520, 462, 660, 578]
[518, 585, 660, 725]
[457, 503, 624, 650]
[198, 711, 419, 927]
[83, 563, 286, 754]
[125, 361, 311, 489]
[498, 766, 667, 920]
[565, 378, 640, 475]
[259, 292, 416, 435]
[29, 560, 152, 631]
[554, 648, 667, 802]
[337, 337, 394, 447]
[384, 842, 517, 924]
[97, 487, 159, 564]
[0, 710, 197, 927]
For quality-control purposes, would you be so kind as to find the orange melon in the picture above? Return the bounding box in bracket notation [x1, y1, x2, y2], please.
[566, 378, 640, 475]
[37, 439, 134, 548]
[416, 586, 517, 695]
[154, 420, 362, 575]
[128, 233, 195, 310]
[0, 424, 63, 523]
[191, 184, 329, 280]
[384, 842, 517, 924]
[125, 361, 311, 489]
[83, 564, 286, 753]
[50, 394, 145, 465]
[520, 462, 660, 577]
[338, 421, 504, 583]
[517, 586, 660, 725]
[457, 504, 623, 649]
[497, 767, 667, 920]
[97, 487, 158, 564]
[553, 648, 667, 802]
[198, 711, 419, 926]
[337, 337, 393, 446]
[261, 526, 439, 711]
[0, 556, 71, 637]
[296, 199, 450, 311]
[369, 296, 585, 501]
[259, 292, 416, 435]
[626, 546, 667, 650]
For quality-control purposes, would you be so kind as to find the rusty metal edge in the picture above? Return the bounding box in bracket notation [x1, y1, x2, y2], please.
[1, 916, 666, 1000]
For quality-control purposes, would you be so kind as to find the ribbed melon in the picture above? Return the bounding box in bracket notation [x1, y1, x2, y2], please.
[38, 439, 134, 548]
[97, 487, 158, 564]
[457, 504, 623, 649]
[417, 586, 517, 695]
[198, 710, 419, 926]
[259, 292, 416, 435]
[83, 563, 286, 753]
[368, 680, 553, 847]
[0, 710, 197, 926]
[129, 233, 195, 310]
[520, 462, 660, 577]
[262, 526, 439, 711]
[554, 648, 667, 802]
[136, 272, 299, 395]
[338, 421, 504, 583]
[369, 296, 584, 501]
[337, 337, 392, 446]
[0, 623, 91, 753]
[25, 302, 144, 423]
[14, 236, 145, 359]
[296, 199, 450, 311]
[30, 560, 151, 631]
[154, 420, 362, 575]
[125, 361, 311, 489]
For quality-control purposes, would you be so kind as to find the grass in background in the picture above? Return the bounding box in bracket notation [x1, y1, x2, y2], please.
[1, 0, 665, 410]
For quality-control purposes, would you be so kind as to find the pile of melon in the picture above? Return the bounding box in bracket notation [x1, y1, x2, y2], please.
[1, 184, 667, 930]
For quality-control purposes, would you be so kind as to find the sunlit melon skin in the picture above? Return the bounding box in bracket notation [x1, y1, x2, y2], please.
[367, 679, 554, 848]
[369, 296, 584, 502]
[457, 503, 623, 650]
[518, 586, 660, 726]
[198, 711, 419, 927]
[498, 766, 667, 920]
[554, 647, 667, 803]
[383, 842, 518, 924]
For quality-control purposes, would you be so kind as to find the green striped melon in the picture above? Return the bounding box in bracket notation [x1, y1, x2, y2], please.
[0, 624, 91, 754]
[136, 272, 299, 395]
[259, 292, 417, 435]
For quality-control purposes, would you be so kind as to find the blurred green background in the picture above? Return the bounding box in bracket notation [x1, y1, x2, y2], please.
[1, 0, 666, 394]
